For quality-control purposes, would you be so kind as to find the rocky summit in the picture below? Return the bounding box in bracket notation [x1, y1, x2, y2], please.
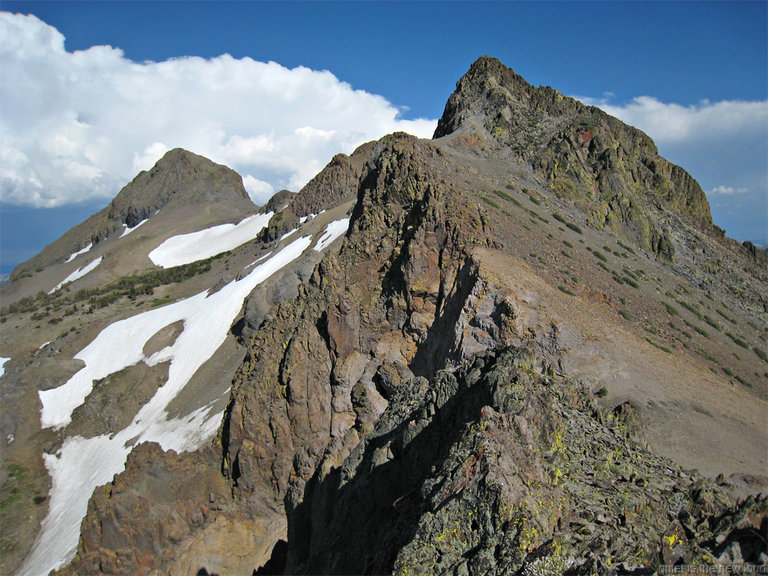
[1, 57, 766, 576]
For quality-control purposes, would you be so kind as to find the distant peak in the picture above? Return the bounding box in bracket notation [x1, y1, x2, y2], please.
[102, 148, 251, 230]
[433, 55, 714, 236]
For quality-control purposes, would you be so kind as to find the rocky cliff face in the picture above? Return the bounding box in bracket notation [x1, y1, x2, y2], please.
[223, 132, 492, 512]
[3, 57, 767, 576]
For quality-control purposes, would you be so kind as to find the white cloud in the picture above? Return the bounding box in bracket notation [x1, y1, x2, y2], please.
[0, 13, 437, 208]
[708, 185, 750, 196]
[242, 175, 275, 203]
[132, 142, 170, 174]
[580, 95, 767, 144]
[577, 93, 768, 242]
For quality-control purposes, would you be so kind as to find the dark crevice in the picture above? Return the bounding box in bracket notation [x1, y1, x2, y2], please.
[254, 539, 288, 575]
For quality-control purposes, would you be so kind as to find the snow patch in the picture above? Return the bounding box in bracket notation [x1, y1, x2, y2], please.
[120, 218, 148, 238]
[38, 341, 51, 350]
[22, 235, 312, 576]
[0, 357, 9, 378]
[280, 227, 299, 242]
[148, 212, 273, 268]
[49, 257, 103, 294]
[65, 243, 92, 263]
[313, 218, 350, 252]
[245, 251, 273, 271]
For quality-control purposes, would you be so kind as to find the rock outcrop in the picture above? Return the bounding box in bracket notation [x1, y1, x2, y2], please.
[222, 133, 493, 526]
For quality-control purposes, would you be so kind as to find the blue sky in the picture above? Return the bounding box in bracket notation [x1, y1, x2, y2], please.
[1, 1, 766, 272]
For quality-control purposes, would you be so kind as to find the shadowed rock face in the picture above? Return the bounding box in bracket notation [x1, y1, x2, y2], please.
[7, 57, 766, 576]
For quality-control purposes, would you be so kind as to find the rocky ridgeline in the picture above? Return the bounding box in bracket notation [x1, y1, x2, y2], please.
[223, 133, 491, 515]
[292, 345, 767, 574]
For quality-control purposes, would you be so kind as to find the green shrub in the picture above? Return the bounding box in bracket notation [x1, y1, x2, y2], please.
[726, 332, 749, 349]
[617, 240, 635, 255]
[676, 299, 703, 320]
[703, 315, 721, 331]
[716, 309, 735, 323]
[735, 375, 752, 388]
[693, 325, 710, 339]
[646, 338, 672, 353]
[492, 189, 522, 207]
[623, 277, 639, 289]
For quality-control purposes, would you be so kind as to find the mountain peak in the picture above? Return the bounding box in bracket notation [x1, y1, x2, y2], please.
[105, 147, 252, 228]
[147, 147, 229, 177]
[4, 148, 256, 286]
[435, 56, 714, 244]
[434, 56, 581, 140]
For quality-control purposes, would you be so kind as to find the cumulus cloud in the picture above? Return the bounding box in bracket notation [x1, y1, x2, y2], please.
[582, 95, 767, 144]
[708, 185, 751, 196]
[0, 12, 437, 208]
[577, 93, 768, 242]
[242, 175, 274, 203]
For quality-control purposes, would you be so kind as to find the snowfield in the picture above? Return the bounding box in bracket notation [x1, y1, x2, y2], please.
[120, 218, 148, 237]
[148, 212, 273, 268]
[313, 218, 350, 252]
[0, 357, 9, 378]
[65, 242, 92, 263]
[21, 234, 311, 576]
[49, 256, 103, 294]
